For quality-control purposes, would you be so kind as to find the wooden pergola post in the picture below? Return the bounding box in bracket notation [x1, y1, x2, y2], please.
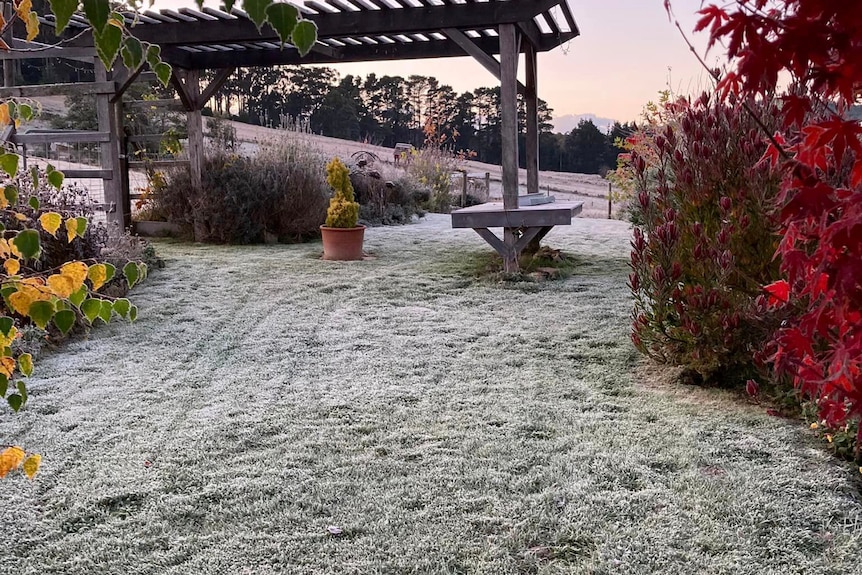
[94, 61, 125, 230]
[499, 23, 520, 273]
[1, 3, 13, 87]
[525, 41, 539, 197]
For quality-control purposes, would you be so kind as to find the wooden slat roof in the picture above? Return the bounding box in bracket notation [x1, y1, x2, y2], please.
[53, 0, 578, 70]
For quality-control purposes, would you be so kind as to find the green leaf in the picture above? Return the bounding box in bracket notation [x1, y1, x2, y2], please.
[123, 261, 139, 288]
[121, 36, 144, 71]
[104, 263, 116, 284]
[1, 287, 16, 311]
[243, 0, 269, 30]
[7, 393, 22, 412]
[129, 305, 138, 322]
[75, 217, 88, 236]
[47, 169, 64, 188]
[18, 104, 33, 122]
[53, 309, 76, 335]
[94, 23, 123, 69]
[0, 317, 13, 337]
[13, 230, 41, 260]
[16, 381, 27, 405]
[146, 44, 161, 69]
[81, 298, 101, 324]
[139, 263, 148, 281]
[28, 196, 39, 211]
[28, 301, 55, 330]
[83, 0, 110, 34]
[222, 0, 236, 13]
[69, 286, 87, 308]
[98, 300, 113, 323]
[18, 353, 33, 377]
[0, 373, 6, 397]
[265, 2, 298, 45]
[50, 0, 79, 33]
[0, 153, 19, 179]
[291, 20, 318, 57]
[112, 298, 131, 319]
[30, 166, 39, 190]
[4, 185, 18, 206]
[154, 62, 172, 88]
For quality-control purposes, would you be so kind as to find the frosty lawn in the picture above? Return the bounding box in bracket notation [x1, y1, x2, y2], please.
[2, 215, 860, 574]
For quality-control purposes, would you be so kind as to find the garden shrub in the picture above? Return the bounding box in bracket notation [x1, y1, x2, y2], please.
[407, 123, 472, 213]
[351, 171, 421, 226]
[627, 94, 785, 384]
[0, 170, 153, 339]
[153, 139, 329, 243]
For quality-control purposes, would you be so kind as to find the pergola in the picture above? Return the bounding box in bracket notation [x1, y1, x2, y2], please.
[0, 0, 579, 266]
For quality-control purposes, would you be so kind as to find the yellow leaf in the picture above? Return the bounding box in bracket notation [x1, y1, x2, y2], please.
[47, 273, 75, 299]
[18, 352, 33, 376]
[26, 11, 39, 42]
[14, 212, 28, 222]
[8, 240, 21, 258]
[65, 218, 79, 243]
[87, 263, 107, 291]
[0, 446, 26, 478]
[39, 212, 62, 237]
[0, 103, 8, 127]
[15, 0, 32, 20]
[8, 288, 34, 316]
[0, 356, 14, 379]
[3, 258, 20, 275]
[61, 261, 88, 290]
[22, 454, 41, 479]
[0, 326, 17, 349]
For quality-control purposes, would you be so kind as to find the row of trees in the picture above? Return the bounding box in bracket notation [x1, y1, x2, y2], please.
[204, 67, 633, 174]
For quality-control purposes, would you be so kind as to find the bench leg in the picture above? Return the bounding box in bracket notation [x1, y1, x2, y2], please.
[472, 226, 556, 273]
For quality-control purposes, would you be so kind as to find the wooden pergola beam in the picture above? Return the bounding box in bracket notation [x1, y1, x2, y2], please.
[441, 28, 526, 95]
[66, 0, 565, 48]
[199, 67, 235, 107]
[160, 33, 570, 69]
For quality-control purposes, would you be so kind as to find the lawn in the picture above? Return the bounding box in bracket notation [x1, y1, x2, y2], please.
[2, 215, 860, 574]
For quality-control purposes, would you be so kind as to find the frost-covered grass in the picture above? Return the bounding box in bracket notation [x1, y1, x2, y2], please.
[2, 215, 861, 574]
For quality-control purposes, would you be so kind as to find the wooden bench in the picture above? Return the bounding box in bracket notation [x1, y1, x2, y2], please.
[451, 201, 584, 266]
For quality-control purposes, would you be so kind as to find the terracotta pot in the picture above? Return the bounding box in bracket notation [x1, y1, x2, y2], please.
[320, 225, 366, 261]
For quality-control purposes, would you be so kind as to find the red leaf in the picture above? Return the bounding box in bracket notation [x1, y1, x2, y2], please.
[746, 379, 760, 397]
[764, 280, 791, 306]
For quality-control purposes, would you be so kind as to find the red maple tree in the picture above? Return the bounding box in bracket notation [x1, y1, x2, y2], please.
[679, 1, 862, 441]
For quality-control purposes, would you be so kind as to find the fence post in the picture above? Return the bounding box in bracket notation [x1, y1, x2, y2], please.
[460, 169, 468, 207]
[485, 172, 490, 199]
[608, 182, 613, 219]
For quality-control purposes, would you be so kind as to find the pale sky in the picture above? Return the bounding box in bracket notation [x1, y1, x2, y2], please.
[152, 0, 721, 122]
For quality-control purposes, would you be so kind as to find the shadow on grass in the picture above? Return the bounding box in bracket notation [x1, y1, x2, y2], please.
[425, 246, 630, 285]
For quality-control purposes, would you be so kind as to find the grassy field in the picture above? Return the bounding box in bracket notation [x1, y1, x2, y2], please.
[2, 215, 860, 574]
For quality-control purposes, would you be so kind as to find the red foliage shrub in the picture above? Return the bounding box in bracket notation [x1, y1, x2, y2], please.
[628, 94, 784, 383]
[692, 1, 862, 445]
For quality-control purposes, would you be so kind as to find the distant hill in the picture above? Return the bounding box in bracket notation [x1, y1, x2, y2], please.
[551, 113, 617, 135]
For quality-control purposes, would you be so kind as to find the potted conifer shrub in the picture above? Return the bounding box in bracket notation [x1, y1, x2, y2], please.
[320, 157, 365, 260]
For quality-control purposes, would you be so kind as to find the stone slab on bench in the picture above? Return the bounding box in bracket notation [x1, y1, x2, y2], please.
[519, 194, 555, 206]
